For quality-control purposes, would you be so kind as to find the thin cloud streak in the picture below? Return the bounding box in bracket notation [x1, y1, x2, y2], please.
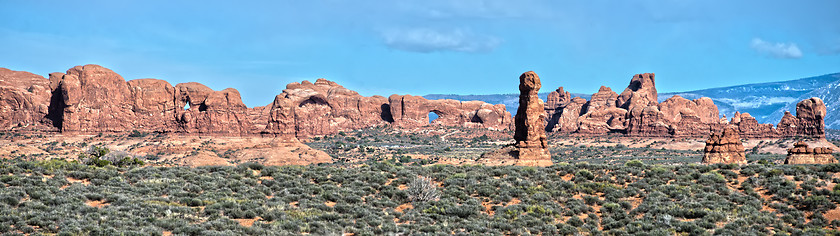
[381, 28, 502, 53]
[750, 38, 803, 59]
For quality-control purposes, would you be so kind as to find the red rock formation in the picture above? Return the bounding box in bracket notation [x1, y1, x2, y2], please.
[513, 71, 551, 166]
[659, 96, 719, 124]
[795, 98, 826, 137]
[127, 79, 177, 131]
[482, 71, 551, 166]
[733, 113, 777, 138]
[577, 107, 627, 134]
[174, 82, 256, 134]
[702, 127, 746, 164]
[585, 86, 619, 112]
[659, 96, 722, 136]
[625, 106, 670, 136]
[617, 73, 658, 110]
[785, 141, 837, 164]
[545, 87, 571, 112]
[541, 72, 824, 139]
[0, 65, 828, 140]
[549, 97, 586, 133]
[0, 68, 52, 130]
[55, 65, 136, 132]
[265, 79, 390, 138]
[387, 94, 510, 130]
[576, 86, 623, 134]
[776, 111, 799, 136]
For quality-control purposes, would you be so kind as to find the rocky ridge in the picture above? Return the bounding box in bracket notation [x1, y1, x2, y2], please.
[0, 65, 827, 140]
[1, 65, 512, 139]
[545, 73, 827, 138]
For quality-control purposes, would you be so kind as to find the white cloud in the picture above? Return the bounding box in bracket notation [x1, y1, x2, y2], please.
[381, 28, 502, 53]
[750, 38, 803, 59]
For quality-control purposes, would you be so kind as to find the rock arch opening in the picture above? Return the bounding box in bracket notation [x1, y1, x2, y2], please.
[428, 111, 441, 124]
[470, 114, 483, 123]
[46, 89, 65, 130]
[380, 104, 394, 122]
[299, 96, 329, 107]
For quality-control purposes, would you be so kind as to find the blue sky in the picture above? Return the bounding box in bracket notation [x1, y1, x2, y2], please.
[1, 0, 839, 107]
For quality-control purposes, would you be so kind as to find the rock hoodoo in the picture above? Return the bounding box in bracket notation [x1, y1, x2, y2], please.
[702, 127, 746, 164]
[514, 71, 552, 166]
[480, 71, 552, 166]
[785, 141, 837, 164]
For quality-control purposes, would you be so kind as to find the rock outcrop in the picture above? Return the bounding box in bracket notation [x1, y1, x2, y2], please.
[481, 71, 552, 166]
[265, 79, 391, 138]
[777, 98, 826, 138]
[174, 82, 257, 134]
[617, 73, 658, 110]
[47, 65, 259, 134]
[0, 65, 828, 140]
[0, 65, 513, 139]
[0, 68, 53, 130]
[785, 141, 837, 164]
[388, 95, 511, 130]
[513, 71, 551, 166]
[702, 127, 746, 164]
[543, 73, 826, 139]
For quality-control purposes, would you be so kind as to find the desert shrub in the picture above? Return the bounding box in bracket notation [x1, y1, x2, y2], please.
[406, 176, 440, 202]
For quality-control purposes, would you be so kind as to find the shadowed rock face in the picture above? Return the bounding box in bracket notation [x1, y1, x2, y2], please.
[702, 127, 746, 164]
[785, 141, 837, 164]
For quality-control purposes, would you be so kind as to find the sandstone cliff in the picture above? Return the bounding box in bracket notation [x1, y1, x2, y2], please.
[0, 65, 511, 140]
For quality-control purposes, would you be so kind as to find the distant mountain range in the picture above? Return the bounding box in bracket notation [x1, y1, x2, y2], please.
[426, 73, 840, 129]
